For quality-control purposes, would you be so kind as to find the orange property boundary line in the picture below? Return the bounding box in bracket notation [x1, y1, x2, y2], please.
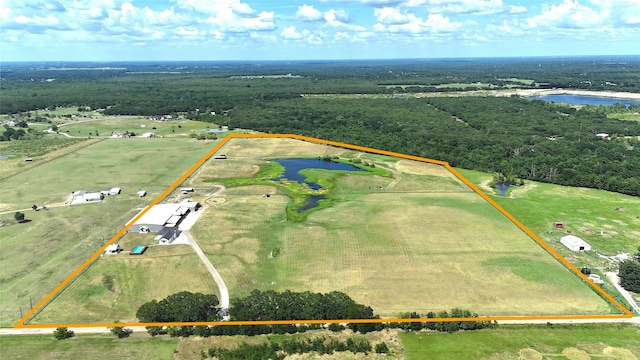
[14, 133, 631, 329]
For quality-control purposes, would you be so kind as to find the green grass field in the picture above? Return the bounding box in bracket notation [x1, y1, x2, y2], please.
[400, 324, 640, 360]
[457, 169, 640, 257]
[0, 328, 402, 360]
[0, 137, 217, 326]
[0, 136, 93, 179]
[0, 333, 179, 360]
[189, 137, 614, 318]
[58, 117, 224, 138]
[31, 245, 218, 324]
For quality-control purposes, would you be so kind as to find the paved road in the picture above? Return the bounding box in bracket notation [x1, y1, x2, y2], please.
[2, 317, 638, 336]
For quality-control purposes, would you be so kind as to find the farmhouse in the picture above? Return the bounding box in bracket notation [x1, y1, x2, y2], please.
[560, 235, 592, 252]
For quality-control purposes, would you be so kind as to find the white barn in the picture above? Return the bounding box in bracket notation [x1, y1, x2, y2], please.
[560, 235, 592, 252]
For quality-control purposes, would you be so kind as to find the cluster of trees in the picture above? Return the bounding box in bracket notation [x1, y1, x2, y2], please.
[391, 309, 497, 333]
[206, 336, 385, 360]
[136, 291, 220, 322]
[227, 96, 640, 196]
[4, 58, 640, 115]
[2, 124, 39, 141]
[3, 60, 640, 195]
[619, 248, 640, 293]
[137, 290, 494, 339]
[230, 289, 375, 322]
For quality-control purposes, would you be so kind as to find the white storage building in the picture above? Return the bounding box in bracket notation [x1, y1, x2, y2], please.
[560, 235, 592, 252]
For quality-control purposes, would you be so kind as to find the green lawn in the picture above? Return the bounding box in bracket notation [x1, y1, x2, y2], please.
[457, 169, 640, 257]
[0, 333, 178, 360]
[400, 324, 640, 360]
[189, 137, 614, 318]
[0, 137, 217, 326]
[59, 117, 226, 138]
[31, 245, 218, 324]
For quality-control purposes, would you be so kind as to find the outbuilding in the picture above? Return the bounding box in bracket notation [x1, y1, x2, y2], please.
[105, 244, 120, 254]
[109, 187, 121, 195]
[560, 235, 592, 252]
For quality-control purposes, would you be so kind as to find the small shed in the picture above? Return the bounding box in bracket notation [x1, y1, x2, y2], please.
[553, 222, 564, 229]
[137, 190, 147, 197]
[105, 244, 120, 254]
[560, 235, 592, 252]
[109, 187, 121, 195]
[596, 133, 610, 140]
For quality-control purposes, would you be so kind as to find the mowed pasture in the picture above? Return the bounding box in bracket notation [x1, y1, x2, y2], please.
[190, 137, 613, 318]
[59, 116, 222, 138]
[458, 169, 640, 256]
[400, 324, 640, 360]
[0, 138, 215, 326]
[0, 333, 179, 360]
[31, 245, 218, 324]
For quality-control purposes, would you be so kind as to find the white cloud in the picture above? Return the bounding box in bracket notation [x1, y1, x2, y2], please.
[374, 7, 409, 25]
[296, 4, 323, 21]
[509, 5, 526, 14]
[324, 9, 352, 24]
[525, 0, 603, 29]
[374, 11, 462, 34]
[281, 26, 303, 39]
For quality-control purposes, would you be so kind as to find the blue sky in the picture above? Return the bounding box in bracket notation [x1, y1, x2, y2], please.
[1, 0, 639, 61]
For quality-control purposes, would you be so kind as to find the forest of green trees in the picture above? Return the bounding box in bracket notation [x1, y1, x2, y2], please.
[2, 58, 639, 195]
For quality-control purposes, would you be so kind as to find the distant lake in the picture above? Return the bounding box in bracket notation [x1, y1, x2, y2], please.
[529, 94, 640, 106]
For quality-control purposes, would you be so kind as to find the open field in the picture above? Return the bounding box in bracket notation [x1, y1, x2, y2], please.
[0, 137, 214, 208]
[0, 137, 216, 326]
[0, 333, 178, 360]
[31, 245, 218, 324]
[59, 117, 225, 138]
[188, 137, 614, 318]
[0, 328, 402, 360]
[457, 169, 640, 257]
[0, 137, 94, 179]
[400, 324, 640, 360]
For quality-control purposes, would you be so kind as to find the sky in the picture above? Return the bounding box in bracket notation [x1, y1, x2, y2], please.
[1, 0, 639, 62]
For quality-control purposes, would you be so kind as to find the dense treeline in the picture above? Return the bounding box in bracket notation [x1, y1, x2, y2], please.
[228, 96, 640, 196]
[206, 336, 381, 360]
[3, 59, 640, 194]
[3, 57, 640, 115]
[137, 290, 492, 338]
[230, 289, 375, 322]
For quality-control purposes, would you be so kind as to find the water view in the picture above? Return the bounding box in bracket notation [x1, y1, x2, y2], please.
[273, 158, 366, 190]
[529, 94, 640, 106]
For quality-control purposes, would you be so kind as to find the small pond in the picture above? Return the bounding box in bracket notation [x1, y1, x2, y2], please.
[495, 182, 512, 197]
[200, 128, 229, 133]
[0, 154, 14, 160]
[273, 158, 366, 190]
[528, 94, 640, 107]
[298, 195, 327, 213]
